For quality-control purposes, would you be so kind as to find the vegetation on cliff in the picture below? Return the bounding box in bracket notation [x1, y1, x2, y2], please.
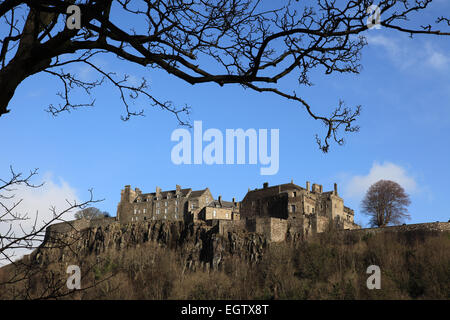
[0, 222, 448, 300]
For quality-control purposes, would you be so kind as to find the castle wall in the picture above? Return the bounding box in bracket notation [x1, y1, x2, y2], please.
[346, 222, 450, 235]
[240, 193, 288, 219]
[270, 218, 287, 242]
[341, 219, 361, 230]
[216, 217, 286, 242]
[315, 215, 330, 233]
[217, 219, 246, 235]
[46, 217, 117, 234]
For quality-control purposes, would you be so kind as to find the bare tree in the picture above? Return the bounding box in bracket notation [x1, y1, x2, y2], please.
[0, 166, 100, 265]
[0, 166, 107, 299]
[361, 179, 411, 227]
[1, 1, 449, 152]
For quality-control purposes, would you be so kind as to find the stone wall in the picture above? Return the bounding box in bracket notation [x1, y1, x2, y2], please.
[216, 217, 286, 242]
[46, 217, 117, 234]
[346, 222, 450, 236]
[217, 219, 246, 235]
[269, 218, 287, 242]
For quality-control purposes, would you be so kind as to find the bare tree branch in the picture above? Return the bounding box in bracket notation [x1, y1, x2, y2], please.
[0, 0, 448, 151]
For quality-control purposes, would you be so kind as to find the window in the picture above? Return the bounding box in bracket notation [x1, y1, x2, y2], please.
[213, 210, 216, 217]
[191, 203, 194, 209]
[175, 200, 178, 205]
[175, 214, 178, 219]
[291, 205, 296, 213]
[143, 208, 146, 214]
[175, 207, 178, 213]
[164, 215, 167, 219]
[164, 208, 168, 214]
[312, 208, 315, 213]
[293, 192, 297, 197]
[156, 208, 160, 214]
[167, 194, 171, 199]
[156, 202, 160, 208]
[165, 201, 168, 207]
[134, 209, 137, 215]
[225, 213, 229, 219]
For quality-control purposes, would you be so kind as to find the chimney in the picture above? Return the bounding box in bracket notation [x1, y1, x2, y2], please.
[263, 182, 269, 188]
[218, 195, 222, 205]
[156, 186, 161, 196]
[319, 185, 323, 193]
[135, 187, 142, 195]
[306, 181, 310, 192]
[232, 197, 236, 205]
[334, 183, 338, 195]
[291, 179, 293, 184]
[176, 184, 181, 192]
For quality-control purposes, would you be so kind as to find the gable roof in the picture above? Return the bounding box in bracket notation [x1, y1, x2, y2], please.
[189, 188, 209, 198]
[206, 199, 236, 209]
[245, 183, 305, 195]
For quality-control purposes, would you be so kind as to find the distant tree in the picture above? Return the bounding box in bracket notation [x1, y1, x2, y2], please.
[74, 207, 108, 220]
[361, 180, 411, 227]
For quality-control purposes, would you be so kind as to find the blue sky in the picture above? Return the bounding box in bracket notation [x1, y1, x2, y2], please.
[1, 1, 450, 228]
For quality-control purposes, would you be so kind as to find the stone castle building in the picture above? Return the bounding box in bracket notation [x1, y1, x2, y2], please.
[240, 181, 359, 234]
[116, 180, 360, 241]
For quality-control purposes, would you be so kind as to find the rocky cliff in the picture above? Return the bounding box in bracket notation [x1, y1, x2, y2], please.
[33, 219, 269, 272]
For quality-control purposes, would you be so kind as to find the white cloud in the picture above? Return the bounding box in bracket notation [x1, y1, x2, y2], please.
[366, 34, 450, 71]
[0, 173, 80, 265]
[345, 162, 418, 198]
[425, 43, 450, 70]
[125, 74, 143, 88]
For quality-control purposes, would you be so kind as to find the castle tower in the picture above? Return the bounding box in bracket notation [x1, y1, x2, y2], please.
[120, 185, 136, 203]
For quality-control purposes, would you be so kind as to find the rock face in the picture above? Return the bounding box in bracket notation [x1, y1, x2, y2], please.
[35, 220, 269, 271]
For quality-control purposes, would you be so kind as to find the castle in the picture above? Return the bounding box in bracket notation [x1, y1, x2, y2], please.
[116, 180, 361, 241]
